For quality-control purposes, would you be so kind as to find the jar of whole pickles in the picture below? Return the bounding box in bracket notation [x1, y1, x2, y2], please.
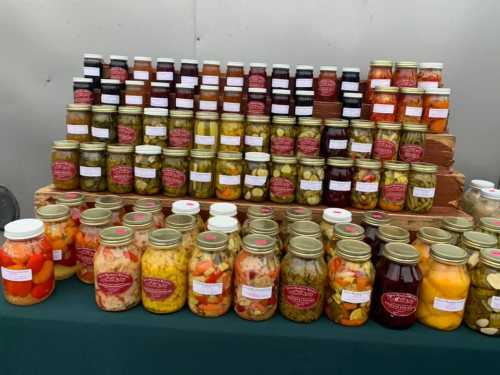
[320, 208, 352, 257]
[396, 88, 424, 124]
[161, 148, 189, 197]
[297, 158, 325, 206]
[245, 115, 271, 153]
[477, 217, 500, 246]
[422, 88, 450, 133]
[280, 237, 327, 323]
[325, 239, 375, 326]
[472, 188, 500, 223]
[143, 107, 168, 147]
[56, 192, 89, 226]
[79, 142, 107, 192]
[398, 123, 427, 163]
[106, 144, 134, 194]
[280, 207, 313, 240]
[172, 200, 205, 233]
[248, 219, 283, 259]
[133, 198, 165, 229]
[189, 150, 216, 199]
[413, 226, 452, 275]
[271, 116, 296, 156]
[371, 225, 410, 263]
[66, 104, 91, 142]
[324, 157, 354, 208]
[165, 214, 198, 260]
[366, 60, 393, 104]
[464, 248, 500, 336]
[269, 156, 297, 204]
[406, 162, 437, 214]
[242, 206, 274, 237]
[91, 105, 117, 143]
[95, 195, 125, 226]
[123, 211, 153, 255]
[417, 244, 470, 331]
[168, 110, 194, 149]
[296, 117, 322, 158]
[215, 152, 243, 201]
[142, 228, 187, 314]
[207, 216, 241, 260]
[194, 111, 219, 151]
[326, 223, 365, 262]
[441, 217, 474, 246]
[134, 145, 162, 195]
[460, 180, 495, 215]
[243, 152, 271, 202]
[321, 119, 349, 158]
[373, 122, 401, 161]
[351, 159, 382, 210]
[348, 120, 375, 159]
[370, 87, 398, 122]
[52, 140, 80, 190]
[461, 231, 497, 270]
[378, 161, 410, 212]
[117, 106, 143, 145]
[286, 220, 321, 252]
[219, 113, 244, 152]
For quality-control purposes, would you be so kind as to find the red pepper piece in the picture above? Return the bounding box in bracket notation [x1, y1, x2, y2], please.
[0, 249, 14, 267]
[205, 270, 222, 284]
[31, 277, 54, 300]
[26, 253, 45, 274]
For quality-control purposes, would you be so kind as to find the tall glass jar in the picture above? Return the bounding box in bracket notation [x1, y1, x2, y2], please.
[242, 206, 274, 237]
[79, 142, 106, 192]
[269, 156, 298, 204]
[461, 231, 497, 270]
[66, 104, 91, 142]
[280, 207, 312, 241]
[243, 152, 271, 202]
[271, 116, 296, 156]
[472, 188, 500, 223]
[398, 123, 427, 163]
[326, 223, 365, 262]
[143, 107, 168, 147]
[248, 219, 283, 260]
[207, 216, 241, 261]
[351, 159, 382, 210]
[52, 140, 79, 190]
[373, 122, 401, 161]
[56, 192, 89, 226]
[412, 227, 452, 275]
[296, 117, 322, 158]
[91, 105, 117, 143]
[392, 61, 418, 88]
[378, 161, 410, 212]
[460, 180, 495, 215]
[133, 198, 165, 229]
[396, 88, 424, 124]
[117, 106, 143, 145]
[194, 111, 219, 151]
[324, 157, 354, 208]
[422, 88, 450, 133]
[348, 120, 375, 159]
[406, 162, 437, 214]
[245, 115, 270, 153]
[320, 119, 349, 158]
[441, 217, 474, 246]
[320, 208, 352, 258]
[165, 214, 198, 260]
[371, 225, 410, 263]
[168, 110, 194, 149]
[106, 144, 134, 194]
[366, 60, 393, 104]
[134, 145, 162, 195]
[219, 113, 244, 152]
[370, 87, 398, 122]
[296, 158, 325, 206]
[216, 152, 243, 201]
[123, 211, 153, 255]
[95, 195, 125, 226]
[477, 217, 500, 246]
[162, 148, 189, 197]
[189, 150, 216, 199]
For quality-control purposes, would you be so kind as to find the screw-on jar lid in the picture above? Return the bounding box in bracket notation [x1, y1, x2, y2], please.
[72, 78, 93, 84]
[144, 107, 168, 116]
[80, 208, 112, 226]
[110, 55, 128, 61]
[320, 66, 337, 71]
[396, 61, 417, 68]
[135, 145, 161, 155]
[299, 157, 325, 167]
[101, 79, 121, 85]
[295, 90, 314, 97]
[324, 119, 349, 128]
[84, 53, 102, 60]
[53, 139, 79, 150]
[430, 244, 468, 265]
[425, 87, 451, 96]
[411, 162, 437, 173]
[227, 61, 244, 67]
[480, 188, 500, 200]
[326, 157, 354, 168]
[195, 111, 219, 120]
[123, 211, 153, 229]
[163, 148, 189, 157]
[296, 65, 314, 71]
[246, 115, 269, 123]
[248, 87, 267, 93]
[361, 211, 391, 227]
[134, 198, 162, 214]
[170, 109, 194, 118]
[376, 122, 402, 130]
[217, 151, 243, 160]
[343, 92, 363, 99]
[290, 220, 321, 236]
[245, 152, 270, 162]
[383, 243, 420, 265]
[370, 59, 393, 67]
[334, 223, 365, 240]
[118, 106, 143, 115]
[172, 200, 200, 215]
[336, 239, 371, 262]
[298, 117, 321, 126]
[247, 206, 274, 220]
[383, 160, 410, 171]
[342, 67, 360, 73]
[134, 56, 152, 62]
[95, 195, 124, 211]
[4, 218, 44, 240]
[271, 155, 297, 164]
[224, 86, 243, 93]
[209, 202, 237, 217]
[479, 217, 500, 233]
[248, 219, 279, 236]
[203, 60, 221, 66]
[441, 217, 474, 233]
[149, 228, 182, 248]
[374, 86, 399, 94]
[92, 104, 117, 113]
[419, 62, 443, 70]
[351, 120, 375, 129]
[479, 248, 500, 270]
[100, 226, 134, 246]
[462, 231, 498, 250]
[165, 214, 196, 232]
[80, 142, 106, 152]
[221, 113, 244, 122]
[242, 234, 276, 254]
[402, 123, 427, 132]
[207, 216, 239, 233]
[56, 192, 84, 206]
[200, 85, 219, 92]
[417, 227, 452, 244]
[400, 87, 424, 95]
[197, 231, 228, 251]
[125, 80, 145, 86]
[67, 103, 91, 111]
[180, 59, 199, 65]
[322, 208, 352, 224]
[36, 204, 70, 222]
[376, 225, 410, 243]
[272, 64, 290, 70]
[355, 159, 382, 169]
[249, 62, 267, 68]
[288, 237, 323, 259]
[470, 179, 495, 190]
[272, 89, 291, 95]
[285, 207, 312, 221]
[191, 149, 215, 159]
[272, 116, 296, 125]
[107, 144, 134, 153]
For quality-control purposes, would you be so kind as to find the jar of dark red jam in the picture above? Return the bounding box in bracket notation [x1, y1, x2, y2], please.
[156, 58, 175, 83]
[247, 88, 267, 115]
[324, 157, 354, 208]
[180, 59, 200, 88]
[248, 63, 267, 89]
[371, 224, 410, 262]
[150, 82, 170, 109]
[100, 79, 121, 105]
[294, 90, 314, 117]
[321, 119, 349, 157]
[109, 55, 129, 83]
[341, 92, 363, 120]
[83, 53, 103, 89]
[73, 77, 94, 104]
[372, 243, 422, 329]
[271, 89, 291, 116]
[316, 66, 338, 102]
[175, 83, 195, 110]
[360, 211, 391, 249]
[295, 65, 314, 91]
[340, 67, 360, 98]
[226, 62, 245, 87]
[271, 64, 290, 89]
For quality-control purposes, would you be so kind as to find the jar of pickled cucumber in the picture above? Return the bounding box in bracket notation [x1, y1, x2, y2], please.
[477, 217, 500, 246]
[280, 207, 313, 240]
[271, 116, 296, 156]
[133, 198, 165, 229]
[413, 227, 452, 275]
[123, 211, 153, 255]
[172, 200, 205, 233]
[95, 195, 125, 226]
[248, 219, 283, 259]
[360, 211, 391, 248]
[348, 120, 375, 159]
[296, 158, 325, 206]
[134, 145, 162, 195]
[371, 225, 410, 263]
[242, 206, 274, 237]
[189, 150, 216, 199]
[373, 122, 401, 161]
[320, 208, 352, 256]
[207, 216, 241, 261]
[245, 115, 270, 153]
[91, 105, 117, 143]
[161, 148, 189, 197]
[326, 223, 365, 262]
[143, 107, 168, 147]
[460, 180, 496, 215]
[168, 109, 193, 149]
[441, 217, 474, 246]
[66, 104, 91, 142]
[286, 220, 321, 252]
[269, 156, 298, 204]
[194, 111, 219, 151]
[406, 162, 437, 214]
[216, 152, 243, 201]
[351, 159, 382, 210]
[243, 152, 271, 202]
[296, 117, 322, 158]
[52, 140, 79, 190]
[117, 106, 143, 145]
[398, 123, 427, 163]
[79, 142, 107, 192]
[461, 231, 497, 270]
[219, 113, 244, 152]
[106, 144, 134, 194]
[378, 160, 410, 212]
[165, 214, 198, 260]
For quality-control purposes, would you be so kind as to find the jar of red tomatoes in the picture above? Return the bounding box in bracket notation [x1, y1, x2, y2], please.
[56, 192, 89, 226]
[316, 66, 338, 102]
[417, 62, 443, 89]
[324, 157, 354, 208]
[366, 60, 393, 104]
[392, 61, 418, 88]
[396, 88, 424, 124]
[321, 119, 349, 158]
[248, 63, 268, 89]
[422, 88, 450, 133]
[371, 87, 398, 122]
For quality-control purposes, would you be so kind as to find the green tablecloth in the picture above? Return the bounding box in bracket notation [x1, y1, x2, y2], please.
[0, 277, 497, 375]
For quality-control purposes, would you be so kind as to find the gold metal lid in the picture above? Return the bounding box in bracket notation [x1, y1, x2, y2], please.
[165, 214, 196, 232]
[247, 115, 270, 123]
[221, 113, 244, 122]
[441, 217, 474, 233]
[56, 192, 85, 206]
[53, 140, 79, 150]
[170, 109, 194, 118]
[402, 123, 427, 132]
[430, 244, 468, 265]
[95, 195, 124, 211]
[288, 237, 323, 259]
[217, 151, 243, 160]
[36, 204, 70, 222]
[272, 116, 296, 125]
[118, 106, 143, 114]
[196, 111, 219, 120]
[361, 211, 391, 227]
[272, 155, 297, 164]
[376, 122, 402, 130]
[411, 162, 437, 173]
[327, 157, 354, 168]
[374, 86, 399, 94]
[479, 217, 500, 233]
[247, 206, 274, 220]
[290, 220, 321, 237]
[248, 219, 279, 236]
[67, 103, 91, 112]
[479, 248, 500, 270]
[383, 160, 410, 171]
[80, 142, 106, 151]
[462, 231, 498, 250]
[92, 105, 117, 113]
[285, 207, 312, 221]
[376, 225, 410, 243]
[417, 227, 452, 244]
[191, 149, 216, 158]
[298, 117, 322, 126]
[355, 159, 382, 169]
[123, 211, 153, 229]
[336, 239, 371, 262]
[383, 243, 420, 265]
[396, 61, 417, 68]
[107, 144, 134, 153]
[334, 223, 365, 240]
[163, 147, 190, 157]
[133, 198, 162, 213]
[299, 157, 325, 166]
[149, 228, 182, 248]
[80, 208, 112, 226]
[400, 87, 424, 95]
[242, 234, 276, 255]
[351, 120, 375, 129]
[196, 231, 228, 252]
[370, 59, 393, 67]
[324, 119, 349, 128]
[100, 226, 134, 246]
[425, 88, 451, 96]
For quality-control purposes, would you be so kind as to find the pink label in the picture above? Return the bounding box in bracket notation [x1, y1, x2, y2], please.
[255, 239, 269, 245]
[97, 272, 133, 295]
[76, 247, 95, 266]
[381, 292, 418, 317]
[110, 66, 128, 82]
[52, 161, 77, 181]
[284, 285, 320, 309]
[169, 128, 192, 148]
[344, 225, 361, 234]
[111, 165, 133, 185]
[399, 144, 424, 163]
[373, 139, 397, 160]
[74, 89, 93, 104]
[271, 136, 294, 155]
[247, 101, 266, 115]
[117, 124, 137, 144]
[270, 177, 294, 197]
[162, 168, 186, 188]
[143, 277, 175, 300]
[318, 78, 336, 97]
[297, 137, 320, 156]
[248, 75, 267, 88]
[383, 183, 407, 202]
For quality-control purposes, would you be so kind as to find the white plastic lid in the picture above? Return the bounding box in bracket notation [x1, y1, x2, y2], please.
[273, 89, 291, 95]
[272, 64, 290, 70]
[481, 188, 500, 200]
[224, 86, 242, 92]
[250, 62, 267, 68]
[320, 66, 338, 71]
[322, 208, 352, 224]
[203, 60, 221, 66]
[73, 77, 93, 83]
[126, 80, 145, 86]
[109, 55, 128, 61]
[101, 79, 120, 84]
[227, 61, 244, 67]
[200, 84, 219, 91]
[471, 179, 495, 190]
[84, 53, 102, 59]
[172, 200, 200, 215]
[4, 218, 44, 240]
[248, 87, 267, 94]
[157, 57, 175, 63]
[181, 59, 199, 65]
[296, 90, 314, 96]
[210, 203, 237, 217]
[135, 145, 161, 155]
[134, 56, 152, 62]
[151, 81, 170, 87]
[245, 152, 271, 162]
[144, 107, 168, 116]
[296, 65, 314, 71]
[419, 62, 443, 70]
[344, 92, 363, 98]
[207, 216, 239, 233]
[342, 67, 360, 73]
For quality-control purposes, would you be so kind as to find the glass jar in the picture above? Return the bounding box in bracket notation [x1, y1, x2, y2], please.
[189, 150, 216, 199]
[316, 66, 338, 101]
[215, 152, 243, 200]
[180, 59, 199, 88]
[123, 211, 153, 255]
[156, 57, 175, 83]
[351, 159, 382, 210]
[66, 104, 91, 142]
[91, 105, 117, 143]
[340, 67, 360, 97]
[172, 200, 205, 233]
[326, 223, 365, 262]
[124, 80, 145, 107]
[79, 142, 106, 192]
[133, 198, 165, 229]
[296, 158, 325, 206]
[161, 148, 189, 197]
[52, 140, 79, 190]
[188, 231, 232, 317]
[223, 86, 243, 113]
[286, 221, 322, 253]
[371, 225, 410, 263]
[109, 55, 129, 83]
[270, 156, 298, 204]
[142, 228, 187, 314]
[134, 145, 162, 195]
[422, 88, 451, 133]
[271, 116, 296, 156]
[348, 120, 375, 159]
[392, 61, 417, 88]
[417, 244, 470, 331]
[271, 89, 291, 116]
[360, 211, 391, 248]
[341, 92, 363, 120]
[295, 90, 314, 117]
[1, 219, 55, 305]
[464, 248, 500, 336]
[243, 152, 271, 202]
[477, 217, 500, 246]
[201, 60, 221, 86]
[373, 122, 401, 161]
[234, 234, 280, 321]
[370, 87, 398, 122]
[378, 161, 410, 212]
[320, 208, 352, 257]
[245, 115, 270, 153]
[208, 202, 239, 223]
[168, 109, 193, 149]
[83, 53, 102, 89]
[75, 208, 112, 284]
[106, 144, 134, 194]
[372, 243, 421, 329]
[143, 107, 168, 147]
[150, 82, 170, 109]
[460, 180, 496, 215]
[280, 207, 313, 240]
[194, 111, 219, 151]
[248, 62, 267, 89]
[271, 64, 290, 89]
[472, 188, 500, 223]
[73, 77, 94, 104]
[37, 205, 78, 281]
[165, 214, 198, 260]
[461, 231, 497, 270]
[325, 239, 374, 326]
[219, 113, 244, 152]
[417, 62, 443, 89]
[406, 162, 438, 214]
[441, 217, 474, 246]
[242, 206, 274, 237]
[95, 195, 125, 226]
[56, 192, 89, 226]
[247, 88, 267, 115]
[175, 83, 195, 110]
[117, 106, 143, 145]
[280, 237, 327, 323]
[296, 117, 322, 158]
[207, 216, 241, 261]
[248, 219, 283, 259]
[295, 65, 314, 90]
[396, 88, 424, 123]
[226, 61, 245, 87]
[100, 79, 121, 105]
[398, 123, 427, 163]
[321, 119, 349, 158]
[133, 56, 153, 83]
[366, 60, 393, 104]
[413, 227, 452, 275]
[199, 85, 219, 112]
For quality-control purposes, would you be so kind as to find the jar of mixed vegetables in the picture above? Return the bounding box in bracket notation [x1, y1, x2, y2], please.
[79, 142, 107, 192]
[95, 195, 125, 226]
[370, 87, 398, 122]
[161, 148, 189, 197]
[371, 224, 410, 263]
[326, 223, 365, 262]
[165, 214, 198, 260]
[280, 207, 312, 240]
[123, 211, 153, 255]
[271, 116, 296, 156]
[348, 120, 375, 159]
[245, 115, 270, 153]
[351, 159, 382, 210]
[412, 226, 452, 275]
[396, 88, 424, 124]
[106, 144, 134, 194]
[422, 88, 450, 133]
[461, 231, 497, 270]
[472, 188, 500, 224]
[321, 119, 349, 158]
[143, 107, 168, 147]
[194, 111, 219, 151]
[406, 162, 437, 213]
[477, 217, 500, 246]
[360, 211, 391, 248]
[243, 152, 271, 202]
[117, 106, 143, 146]
[241, 206, 274, 237]
[66, 103, 91, 142]
[372, 122, 401, 161]
[207, 216, 241, 261]
[398, 123, 427, 163]
[52, 140, 80, 190]
[441, 217, 474, 246]
[378, 160, 410, 212]
[91, 105, 117, 143]
[460, 180, 495, 215]
[168, 109, 194, 149]
[219, 113, 244, 152]
[216, 152, 243, 201]
[134, 145, 162, 195]
[296, 158, 325, 206]
[320, 208, 352, 258]
[270, 156, 297, 204]
[172, 200, 205, 233]
[296, 117, 322, 158]
[248, 219, 283, 260]
[189, 150, 216, 199]
[324, 157, 354, 207]
[133, 198, 165, 229]
[56, 192, 89, 226]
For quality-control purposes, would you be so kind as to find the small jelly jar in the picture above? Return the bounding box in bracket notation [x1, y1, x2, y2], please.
[109, 55, 128, 82]
[248, 62, 268, 89]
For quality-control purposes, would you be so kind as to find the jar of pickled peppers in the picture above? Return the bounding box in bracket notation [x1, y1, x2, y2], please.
[370, 87, 398, 122]
[56, 192, 89, 226]
[422, 88, 450, 133]
[378, 161, 410, 212]
[320, 208, 352, 256]
[326, 223, 365, 262]
[366, 60, 393, 104]
[392, 61, 418, 88]
[248, 219, 283, 260]
[417, 62, 443, 89]
[396, 88, 424, 124]
[351, 159, 382, 210]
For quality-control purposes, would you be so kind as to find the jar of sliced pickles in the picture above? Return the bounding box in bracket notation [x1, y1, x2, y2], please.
[243, 152, 270, 202]
[56, 192, 89, 226]
[398, 123, 426, 163]
[371, 225, 410, 263]
[245, 115, 270, 153]
[172, 200, 205, 233]
[134, 145, 162, 195]
[280, 207, 312, 240]
[194, 111, 219, 151]
[143, 107, 168, 147]
[117, 106, 143, 145]
[396, 88, 424, 124]
[219, 113, 244, 152]
[326, 223, 365, 262]
[66, 104, 91, 142]
[351, 159, 382, 210]
[106, 144, 134, 194]
[373, 122, 401, 161]
[348, 120, 375, 159]
[296, 117, 322, 158]
[168, 109, 193, 149]
[406, 162, 437, 213]
[269, 156, 297, 204]
[248, 219, 283, 259]
[297, 158, 325, 206]
[242, 206, 274, 237]
[461, 231, 497, 270]
[215, 152, 243, 201]
[271, 116, 296, 156]
[360, 211, 391, 248]
[378, 160, 410, 212]
[165, 214, 198, 260]
[95, 195, 125, 226]
[189, 150, 216, 199]
[207, 216, 241, 261]
[320, 208, 352, 258]
[123, 211, 153, 255]
[161, 148, 189, 197]
[133, 198, 165, 229]
[441, 217, 474, 246]
[52, 140, 80, 190]
[413, 227, 452, 275]
[91, 105, 117, 143]
[477, 217, 500, 246]
[79, 142, 107, 192]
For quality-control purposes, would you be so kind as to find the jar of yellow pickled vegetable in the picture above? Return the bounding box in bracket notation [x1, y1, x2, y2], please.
[219, 113, 244, 152]
[172, 200, 205, 233]
[280, 207, 312, 240]
[133, 198, 165, 229]
[207, 216, 241, 261]
[165, 214, 198, 260]
[412, 227, 452, 275]
[216, 152, 243, 200]
[460, 231, 497, 270]
[123, 211, 153, 255]
[189, 150, 216, 199]
[248, 219, 283, 260]
[441, 217, 474, 246]
[417, 244, 470, 331]
[325, 223, 365, 262]
[95, 195, 125, 226]
[194, 111, 219, 151]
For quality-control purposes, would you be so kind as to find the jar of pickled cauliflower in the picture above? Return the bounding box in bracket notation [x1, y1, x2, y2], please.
[207, 216, 241, 261]
[413, 227, 452, 275]
[123, 211, 153, 255]
[165, 214, 198, 260]
[95, 195, 125, 226]
[172, 200, 205, 233]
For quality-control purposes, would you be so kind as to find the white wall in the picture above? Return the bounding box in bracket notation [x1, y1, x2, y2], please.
[1, 0, 499, 217]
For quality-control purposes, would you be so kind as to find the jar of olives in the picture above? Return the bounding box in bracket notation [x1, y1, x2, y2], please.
[373, 122, 401, 161]
[406, 162, 437, 214]
[168, 109, 193, 149]
[371, 225, 411, 263]
[280, 207, 313, 240]
[219, 113, 244, 152]
[194, 111, 219, 151]
[95, 195, 125, 226]
[66, 104, 91, 142]
[172, 200, 205, 233]
[477, 218, 500, 246]
[79, 142, 107, 192]
[398, 123, 427, 163]
[461, 231, 497, 270]
[269, 156, 298, 204]
[324, 157, 354, 208]
[91, 105, 117, 143]
[161, 148, 189, 197]
[361, 211, 391, 248]
[52, 140, 79, 190]
[351, 159, 382, 210]
[134, 145, 162, 195]
[248, 219, 283, 259]
[297, 158, 325, 206]
[441, 217, 474, 246]
[243, 152, 271, 202]
[378, 161, 410, 212]
[320, 119, 349, 158]
[242, 206, 274, 236]
[143, 107, 168, 147]
[117, 106, 143, 145]
[271, 116, 296, 156]
[348, 120, 375, 159]
[216, 152, 243, 201]
[106, 144, 134, 194]
[245, 115, 271, 153]
[189, 150, 216, 199]
[296, 117, 322, 158]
